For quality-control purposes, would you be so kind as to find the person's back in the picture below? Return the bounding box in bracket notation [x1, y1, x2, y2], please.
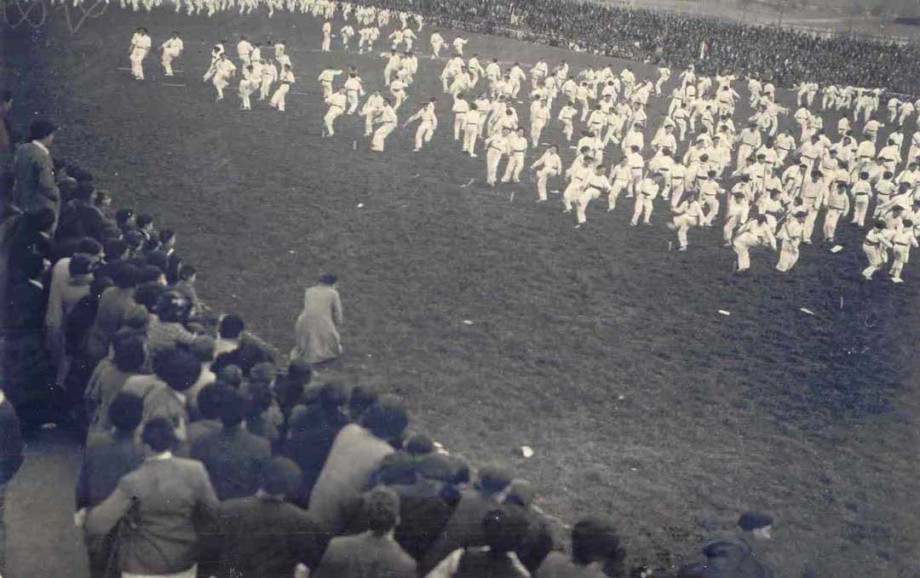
[428, 506, 530, 578]
[85, 419, 219, 576]
[216, 459, 325, 577]
[191, 388, 271, 501]
[535, 552, 607, 578]
[76, 429, 145, 509]
[420, 466, 513, 574]
[86, 267, 136, 359]
[454, 547, 531, 578]
[308, 396, 408, 534]
[312, 487, 416, 578]
[535, 517, 625, 578]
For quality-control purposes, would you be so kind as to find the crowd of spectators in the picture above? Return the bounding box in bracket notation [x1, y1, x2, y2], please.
[344, 0, 920, 94]
[0, 111, 637, 578]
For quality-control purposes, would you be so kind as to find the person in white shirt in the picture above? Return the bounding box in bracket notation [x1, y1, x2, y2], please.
[452, 37, 468, 56]
[462, 103, 483, 156]
[529, 97, 550, 147]
[531, 145, 562, 202]
[323, 87, 348, 137]
[236, 35, 253, 65]
[451, 95, 470, 141]
[862, 220, 894, 280]
[429, 30, 444, 59]
[370, 99, 397, 152]
[889, 218, 917, 283]
[484, 127, 511, 186]
[669, 189, 706, 250]
[401, 28, 417, 51]
[655, 66, 671, 96]
[210, 54, 236, 101]
[775, 211, 808, 272]
[557, 101, 577, 142]
[259, 58, 277, 100]
[129, 27, 152, 80]
[822, 182, 851, 243]
[733, 215, 777, 272]
[404, 98, 438, 152]
[269, 64, 294, 112]
[343, 73, 365, 114]
[389, 74, 408, 110]
[631, 173, 661, 226]
[574, 164, 610, 227]
[238, 64, 257, 110]
[340, 25, 355, 50]
[317, 68, 343, 99]
[360, 91, 384, 136]
[160, 31, 183, 77]
[321, 20, 333, 52]
[501, 127, 529, 184]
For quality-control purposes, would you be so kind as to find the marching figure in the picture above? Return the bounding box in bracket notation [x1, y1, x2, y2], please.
[269, 64, 294, 112]
[404, 98, 438, 152]
[209, 53, 236, 101]
[160, 31, 183, 77]
[371, 99, 398, 152]
[323, 87, 348, 137]
[775, 211, 808, 272]
[862, 220, 894, 280]
[531, 145, 563, 202]
[669, 189, 706, 250]
[129, 27, 152, 80]
[500, 127, 529, 184]
[484, 127, 511, 186]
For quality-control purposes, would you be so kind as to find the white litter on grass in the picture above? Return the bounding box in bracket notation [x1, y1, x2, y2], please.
[460, 178, 475, 188]
[411, 174, 420, 179]
[830, 245, 844, 253]
[357, 203, 364, 208]
[520, 446, 534, 459]
[352, 140, 357, 150]
[289, 250, 295, 254]
[41, 423, 57, 430]
[510, 191, 515, 202]
[462, 319, 474, 325]
[617, 395, 625, 401]
[718, 310, 731, 316]
[163, 83, 186, 87]
[800, 308, 815, 316]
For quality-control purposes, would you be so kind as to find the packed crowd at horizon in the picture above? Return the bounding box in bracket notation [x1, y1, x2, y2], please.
[57, 0, 920, 94]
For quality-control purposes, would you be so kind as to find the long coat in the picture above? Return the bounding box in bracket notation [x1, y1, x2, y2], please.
[291, 284, 342, 364]
[12, 142, 59, 215]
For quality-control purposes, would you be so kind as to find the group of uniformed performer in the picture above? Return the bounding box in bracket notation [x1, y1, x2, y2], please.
[124, 0, 920, 282]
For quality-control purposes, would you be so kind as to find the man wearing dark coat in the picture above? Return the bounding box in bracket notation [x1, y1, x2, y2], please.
[12, 120, 60, 225]
[217, 458, 325, 578]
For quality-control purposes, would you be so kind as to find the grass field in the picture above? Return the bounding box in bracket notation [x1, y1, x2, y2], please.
[4, 6, 920, 576]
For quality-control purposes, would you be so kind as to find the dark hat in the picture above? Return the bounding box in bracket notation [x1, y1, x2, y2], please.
[68, 253, 93, 276]
[738, 511, 774, 531]
[416, 453, 455, 482]
[794, 211, 808, 220]
[29, 119, 58, 141]
[477, 464, 513, 494]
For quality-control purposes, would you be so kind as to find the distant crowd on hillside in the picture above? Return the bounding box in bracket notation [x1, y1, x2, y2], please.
[342, 0, 920, 94]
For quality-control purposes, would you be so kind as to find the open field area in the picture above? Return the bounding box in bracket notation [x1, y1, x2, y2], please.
[3, 5, 920, 577]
